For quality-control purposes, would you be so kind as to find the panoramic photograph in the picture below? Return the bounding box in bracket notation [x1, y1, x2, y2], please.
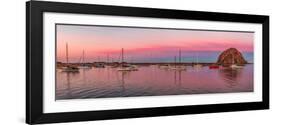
[55, 24, 254, 100]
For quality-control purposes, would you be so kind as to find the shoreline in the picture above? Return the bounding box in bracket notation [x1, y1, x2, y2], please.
[57, 62, 253, 67]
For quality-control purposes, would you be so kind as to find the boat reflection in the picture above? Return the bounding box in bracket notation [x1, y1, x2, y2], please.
[118, 71, 127, 92]
[173, 70, 183, 86]
[61, 71, 79, 99]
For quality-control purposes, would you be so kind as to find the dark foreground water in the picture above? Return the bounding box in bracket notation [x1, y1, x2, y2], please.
[56, 64, 253, 100]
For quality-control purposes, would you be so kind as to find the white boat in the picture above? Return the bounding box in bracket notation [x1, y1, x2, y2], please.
[62, 43, 79, 72]
[230, 55, 243, 69]
[193, 53, 203, 68]
[230, 64, 243, 69]
[117, 66, 138, 71]
[117, 48, 138, 71]
[129, 65, 138, 71]
[78, 50, 92, 69]
[159, 64, 170, 69]
[193, 64, 203, 68]
[169, 66, 186, 70]
[62, 66, 79, 72]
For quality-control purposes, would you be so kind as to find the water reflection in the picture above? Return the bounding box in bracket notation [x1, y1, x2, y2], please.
[118, 71, 127, 92]
[56, 64, 253, 100]
[61, 71, 79, 100]
[173, 70, 183, 86]
[218, 68, 241, 88]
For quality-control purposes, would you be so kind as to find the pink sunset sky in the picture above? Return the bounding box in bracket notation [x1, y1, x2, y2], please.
[56, 24, 254, 63]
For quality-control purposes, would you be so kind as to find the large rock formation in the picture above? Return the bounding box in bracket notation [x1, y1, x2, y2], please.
[216, 48, 247, 65]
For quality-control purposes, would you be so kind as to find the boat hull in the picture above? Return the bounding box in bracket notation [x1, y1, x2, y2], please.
[209, 65, 220, 69]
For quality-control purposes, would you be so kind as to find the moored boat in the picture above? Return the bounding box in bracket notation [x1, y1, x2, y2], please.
[192, 53, 203, 69]
[117, 65, 138, 71]
[78, 50, 92, 69]
[93, 63, 105, 68]
[159, 64, 170, 69]
[209, 64, 220, 69]
[229, 55, 244, 69]
[193, 64, 203, 68]
[62, 43, 79, 72]
[62, 65, 79, 72]
[117, 48, 138, 71]
[169, 66, 186, 70]
[169, 49, 186, 71]
[230, 64, 243, 69]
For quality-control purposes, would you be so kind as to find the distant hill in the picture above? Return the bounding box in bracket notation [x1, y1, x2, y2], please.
[216, 48, 248, 65]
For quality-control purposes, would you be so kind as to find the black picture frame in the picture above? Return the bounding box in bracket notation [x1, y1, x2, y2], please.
[26, 1, 269, 124]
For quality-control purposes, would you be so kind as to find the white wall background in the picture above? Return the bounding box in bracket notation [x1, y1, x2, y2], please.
[0, 0, 279, 124]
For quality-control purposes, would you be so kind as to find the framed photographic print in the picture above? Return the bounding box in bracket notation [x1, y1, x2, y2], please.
[26, 1, 269, 124]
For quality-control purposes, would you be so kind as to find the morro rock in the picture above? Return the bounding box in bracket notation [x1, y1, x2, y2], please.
[216, 48, 247, 65]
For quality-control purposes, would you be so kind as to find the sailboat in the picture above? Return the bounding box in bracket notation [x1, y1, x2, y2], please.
[78, 50, 92, 69]
[159, 64, 170, 69]
[169, 49, 186, 70]
[193, 53, 203, 68]
[117, 48, 138, 71]
[158, 54, 170, 69]
[93, 63, 105, 68]
[92, 56, 105, 68]
[230, 55, 243, 69]
[62, 43, 79, 72]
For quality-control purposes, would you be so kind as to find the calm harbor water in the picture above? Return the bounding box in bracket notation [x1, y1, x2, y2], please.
[56, 64, 253, 100]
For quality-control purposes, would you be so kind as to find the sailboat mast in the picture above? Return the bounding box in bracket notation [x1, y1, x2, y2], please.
[107, 53, 109, 63]
[121, 48, 124, 63]
[196, 53, 198, 64]
[82, 50, 85, 64]
[179, 49, 181, 64]
[174, 56, 177, 67]
[66, 43, 69, 64]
